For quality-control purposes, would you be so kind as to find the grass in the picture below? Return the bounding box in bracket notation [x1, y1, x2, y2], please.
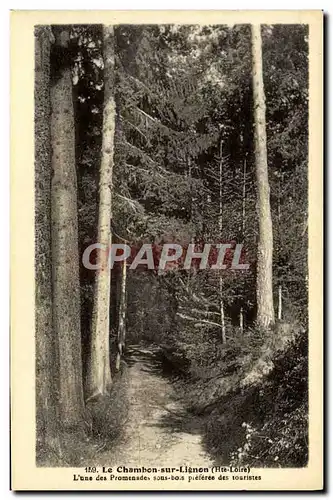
[36, 361, 129, 467]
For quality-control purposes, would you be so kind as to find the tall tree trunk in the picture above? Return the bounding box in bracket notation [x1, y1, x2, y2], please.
[277, 172, 283, 321]
[187, 156, 195, 284]
[278, 285, 282, 321]
[251, 24, 275, 329]
[239, 307, 244, 333]
[116, 260, 127, 371]
[50, 26, 86, 430]
[219, 139, 226, 343]
[242, 155, 247, 237]
[35, 26, 61, 455]
[86, 26, 115, 399]
[239, 154, 247, 333]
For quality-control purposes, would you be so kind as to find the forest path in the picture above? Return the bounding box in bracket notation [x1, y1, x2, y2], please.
[97, 343, 213, 468]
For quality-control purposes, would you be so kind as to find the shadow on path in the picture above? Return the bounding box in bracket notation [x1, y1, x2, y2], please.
[95, 342, 214, 467]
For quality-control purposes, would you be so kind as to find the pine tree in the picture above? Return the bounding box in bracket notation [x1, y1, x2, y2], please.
[116, 259, 127, 371]
[35, 25, 61, 455]
[251, 24, 275, 328]
[86, 25, 115, 400]
[50, 26, 86, 429]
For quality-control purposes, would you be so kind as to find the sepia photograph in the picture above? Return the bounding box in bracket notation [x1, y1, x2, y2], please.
[11, 10, 323, 491]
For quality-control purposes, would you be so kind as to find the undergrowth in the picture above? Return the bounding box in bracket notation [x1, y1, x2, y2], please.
[37, 361, 129, 467]
[161, 321, 308, 468]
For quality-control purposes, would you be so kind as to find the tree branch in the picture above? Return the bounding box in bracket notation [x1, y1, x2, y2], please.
[176, 312, 221, 329]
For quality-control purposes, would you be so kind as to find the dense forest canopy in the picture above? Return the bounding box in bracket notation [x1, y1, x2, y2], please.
[35, 23, 308, 468]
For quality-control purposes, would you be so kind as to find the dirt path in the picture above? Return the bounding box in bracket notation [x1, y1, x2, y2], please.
[97, 344, 213, 467]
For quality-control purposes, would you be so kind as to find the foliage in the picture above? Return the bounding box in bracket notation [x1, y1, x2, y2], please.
[200, 328, 308, 467]
[38, 23, 309, 466]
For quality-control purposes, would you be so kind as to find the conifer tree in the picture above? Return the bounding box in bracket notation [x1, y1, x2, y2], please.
[251, 24, 275, 328]
[50, 26, 86, 429]
[86, 25, 115, 399]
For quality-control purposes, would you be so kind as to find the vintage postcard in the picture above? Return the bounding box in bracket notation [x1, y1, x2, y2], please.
[11, 10, 323, 491]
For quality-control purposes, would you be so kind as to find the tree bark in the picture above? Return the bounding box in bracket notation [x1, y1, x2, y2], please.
[86, 26, 115, 399]
[239, 306, 244, 333]
[218, 139, 226, 343]
[239, 155, 247, 333]
[251, 24, 275, 329]
[278, 285, 282, 321]
[50, 26, 86, 430]
[277, 173, 283, 321]
[242, 155, 247, 237]
[35, 25, 61, 455]
[116, 260, 127, 371]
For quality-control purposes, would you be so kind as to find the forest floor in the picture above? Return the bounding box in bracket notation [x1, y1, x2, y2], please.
[95, 343, 213, 468]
